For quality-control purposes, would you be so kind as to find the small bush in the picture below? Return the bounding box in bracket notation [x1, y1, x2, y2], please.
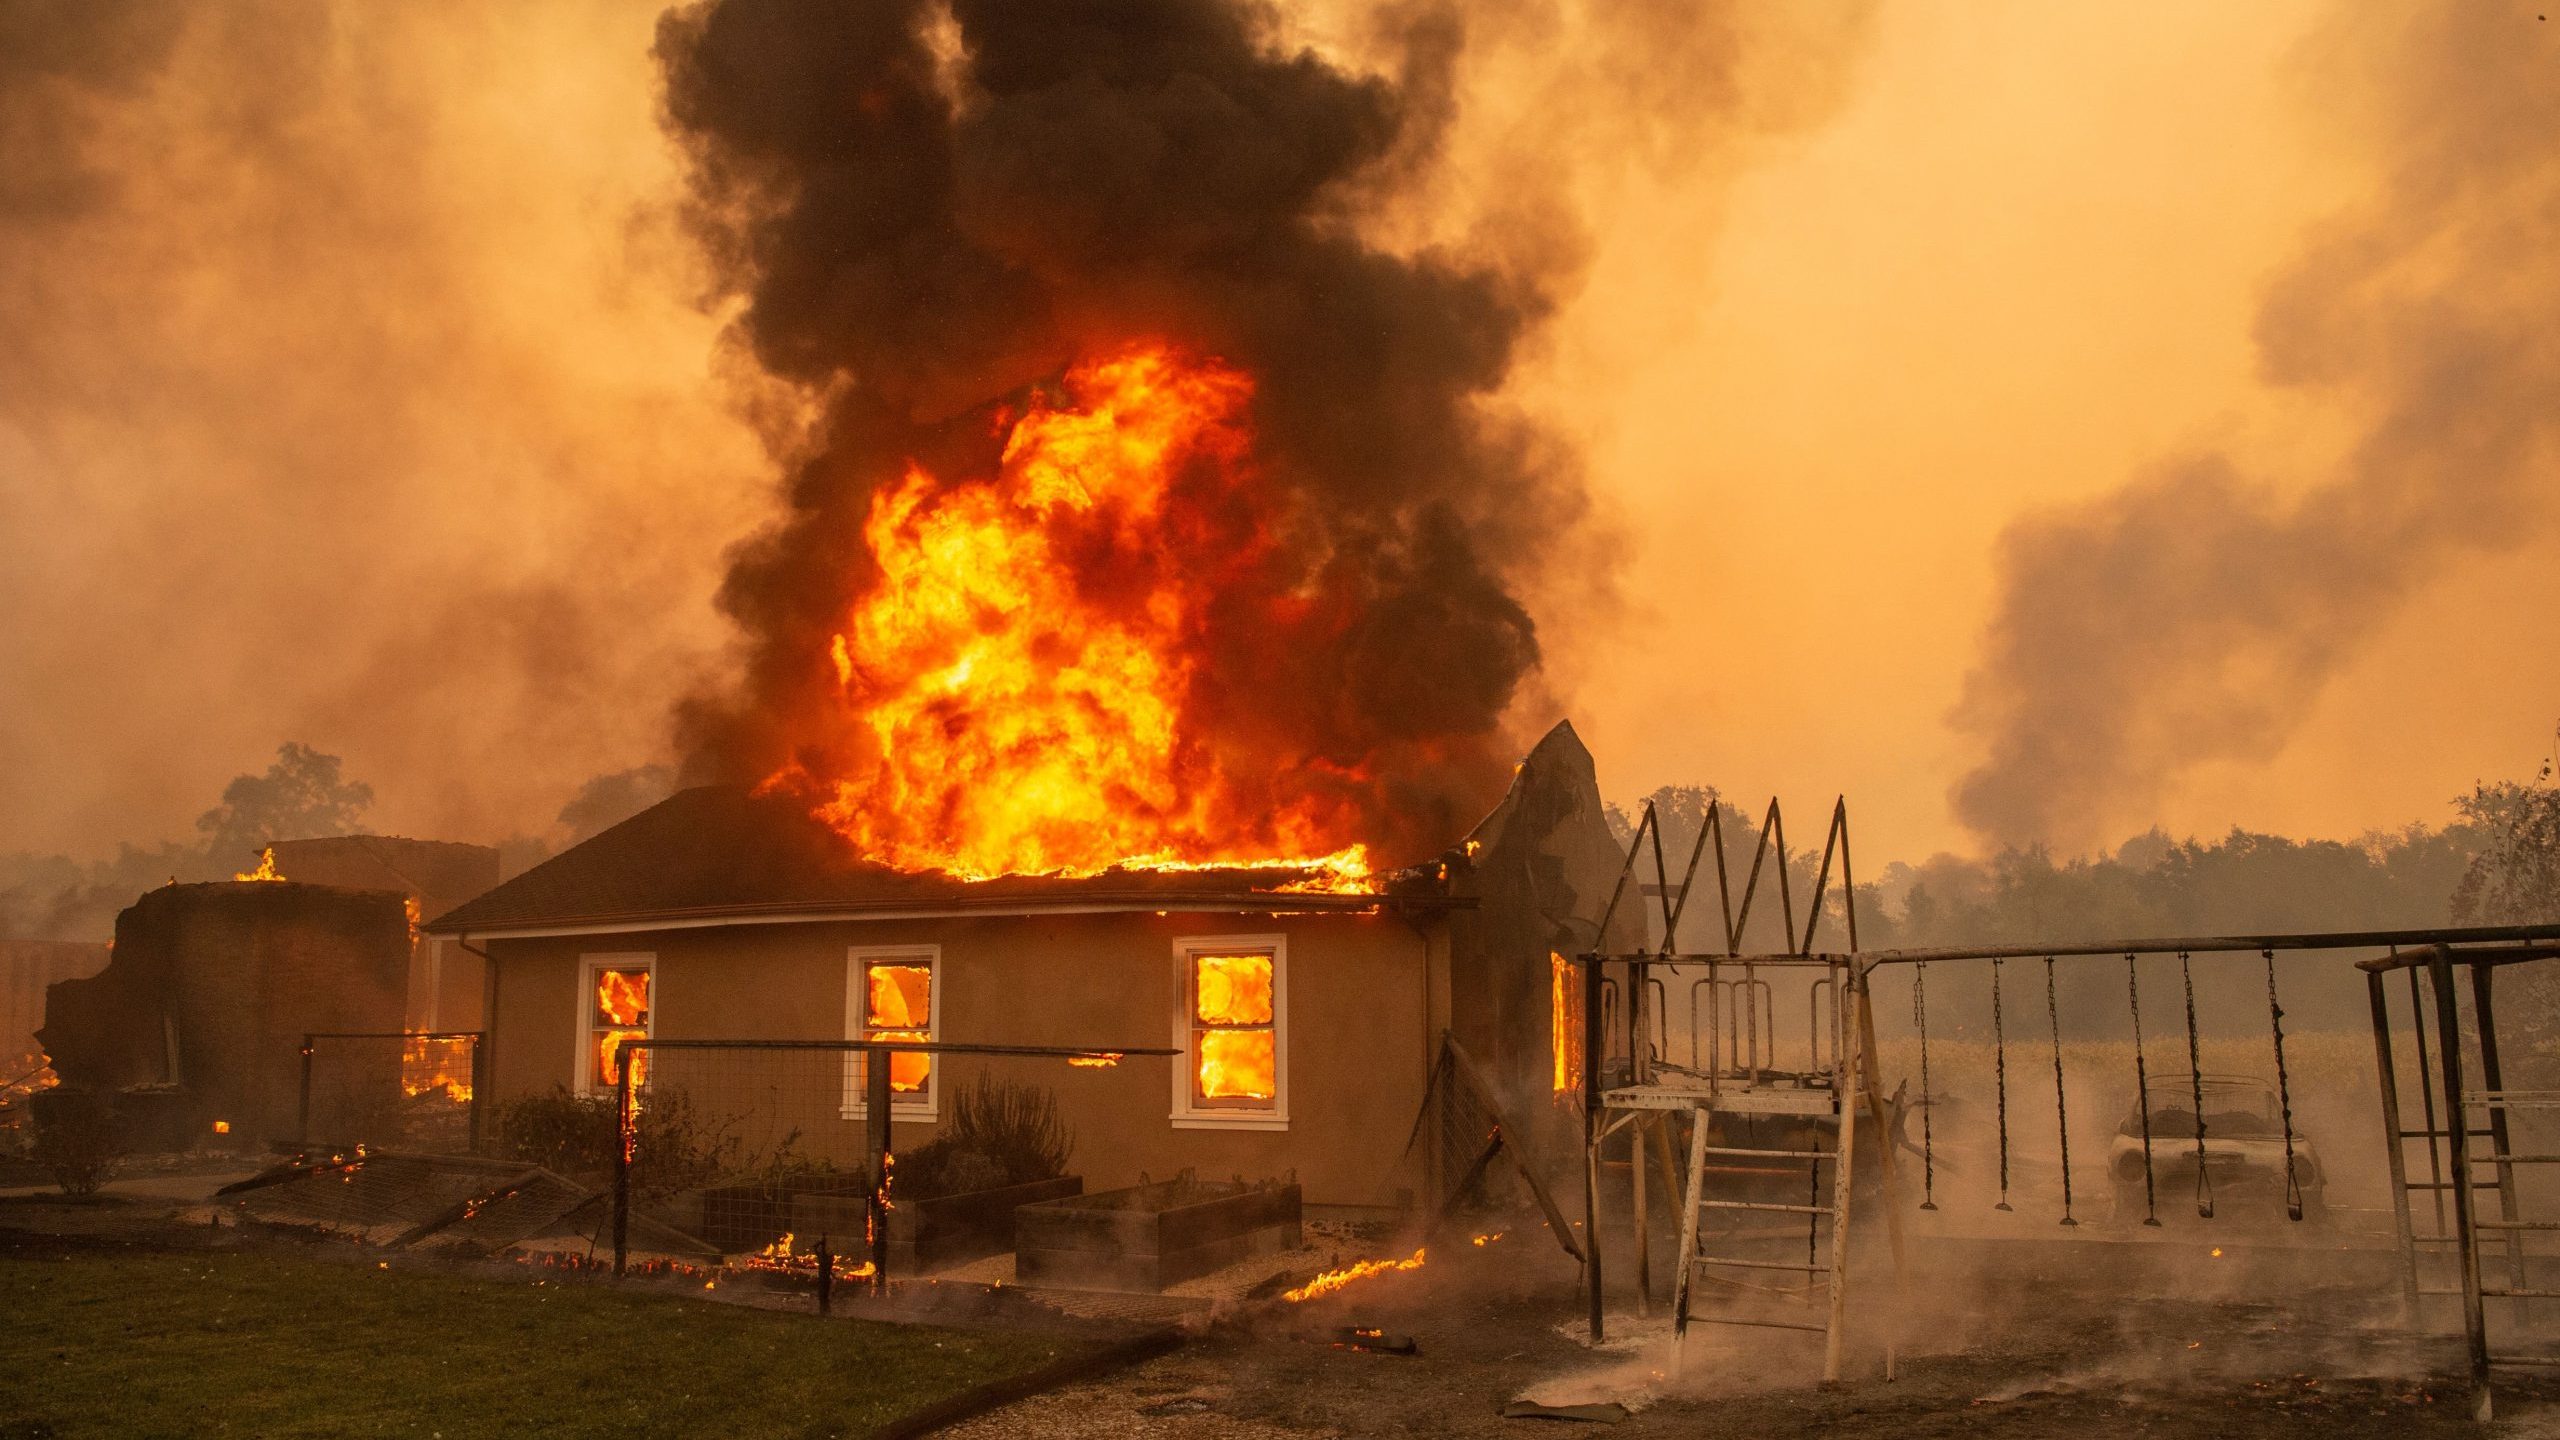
[34, 1087, 124, 1199]
[496, 1086, 744, 1200]
[897, 1077, 1072, 1200]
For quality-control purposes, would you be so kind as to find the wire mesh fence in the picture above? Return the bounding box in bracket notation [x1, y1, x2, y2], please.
[602, 1038, 1173, 1285]
[621, 1043, 880, 1279]
[299, 1031, 483, 1154]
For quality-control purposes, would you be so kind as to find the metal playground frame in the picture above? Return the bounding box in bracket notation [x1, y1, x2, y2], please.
[1570, 795, 2560, 1417]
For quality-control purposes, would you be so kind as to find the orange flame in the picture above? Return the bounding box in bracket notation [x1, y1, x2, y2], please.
[594, 969, 650, 1090]
[401, 1034, 473, 1104]
[865, 966, 931, 1092]
[1194, 955, 1273, 1027]
[1283, 1247, 1426, 1303]
[234, 848, 284, 882]
[769, 346, 1376, 888]
[1550, 951, 1582, 1098]
[1193, 954, 1275, 1101]
[1067, 1053, 1123, 1068]
[1197, 1032, 1275, 1101]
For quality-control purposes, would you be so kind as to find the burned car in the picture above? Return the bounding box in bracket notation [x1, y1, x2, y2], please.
[2109, 1074, 2321, 1222]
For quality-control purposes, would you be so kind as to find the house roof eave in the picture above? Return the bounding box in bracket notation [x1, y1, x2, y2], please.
[431, 889, 1469, 942]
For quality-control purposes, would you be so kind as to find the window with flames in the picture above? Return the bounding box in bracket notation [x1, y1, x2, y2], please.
[845, 948, 937, 1115]
[585, 960, 651, 1093]
[1176, 940, 1283, 1124]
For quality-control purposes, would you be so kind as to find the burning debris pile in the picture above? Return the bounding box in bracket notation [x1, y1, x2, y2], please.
[662, 0, 1581, 882]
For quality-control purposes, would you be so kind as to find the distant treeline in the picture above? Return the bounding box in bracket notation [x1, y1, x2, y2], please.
[1605, 771, 2560, 1037]
[1609, 771, 2558, 953]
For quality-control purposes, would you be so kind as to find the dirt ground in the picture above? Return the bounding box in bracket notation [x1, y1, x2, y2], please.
[950, 1226, 2560, 1439]
[12, 1173, 2560, 1437]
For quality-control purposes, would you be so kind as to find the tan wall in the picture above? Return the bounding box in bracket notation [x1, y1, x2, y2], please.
[418, 936, 486, 1033]
[482, 910, 1436, 1209]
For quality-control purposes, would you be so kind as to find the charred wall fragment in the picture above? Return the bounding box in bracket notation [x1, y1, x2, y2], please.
[1445, 720, 1643, 1170]
[39, 881, 411, 1145]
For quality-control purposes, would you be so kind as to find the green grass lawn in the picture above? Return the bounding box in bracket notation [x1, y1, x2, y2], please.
[0, 1248, 1079, 1439]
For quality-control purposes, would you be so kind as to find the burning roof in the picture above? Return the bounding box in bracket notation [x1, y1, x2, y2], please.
[422, 784, 1456, 937]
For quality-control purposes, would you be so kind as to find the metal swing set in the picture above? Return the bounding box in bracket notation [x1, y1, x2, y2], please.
[1570, 796, 2560, 1414]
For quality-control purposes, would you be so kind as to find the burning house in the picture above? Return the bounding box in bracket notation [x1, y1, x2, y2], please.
[406, 0, 1646, 1230]
[427, 721, 1636, 1212]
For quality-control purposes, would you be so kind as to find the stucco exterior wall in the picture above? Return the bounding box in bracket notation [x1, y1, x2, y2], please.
[483, 909, 1435, 1210]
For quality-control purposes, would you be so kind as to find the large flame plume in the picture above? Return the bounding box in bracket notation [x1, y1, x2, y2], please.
[768, 347, 1370, 882]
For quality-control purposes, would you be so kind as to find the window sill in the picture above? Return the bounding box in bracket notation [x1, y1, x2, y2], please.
[839, 1105, 939, 1123]
[1169, 1112, 1289, 1132]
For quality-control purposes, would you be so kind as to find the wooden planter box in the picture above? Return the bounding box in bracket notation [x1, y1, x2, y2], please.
[791, 1175, 1084, 1273]
[1016, 1179, 1303, 1292]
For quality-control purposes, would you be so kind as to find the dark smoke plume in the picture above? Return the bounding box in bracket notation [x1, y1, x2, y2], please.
[1951, 3, 2560, 852]
[658, 0, 1594, 858]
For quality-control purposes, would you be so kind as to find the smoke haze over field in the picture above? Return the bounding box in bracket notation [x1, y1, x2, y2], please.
[0, 1, 771, 857]
[1947, 4, 2560, 852]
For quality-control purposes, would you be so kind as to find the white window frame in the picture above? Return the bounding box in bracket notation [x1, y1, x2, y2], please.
[1169, 933, 1288, 1131]
[843, 944, 942, 1121]
[575, 953, 655, 1097]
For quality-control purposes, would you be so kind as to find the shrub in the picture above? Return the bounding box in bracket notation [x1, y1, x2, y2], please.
[34, 1087, 124, 1199]
[897, 1077, 1072, 1200]
[497, 1086, 744, 1200]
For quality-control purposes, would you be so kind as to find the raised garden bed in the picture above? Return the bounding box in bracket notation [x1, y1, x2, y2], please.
[792, 1175, 1083, 1273]
[1015, 1178, 1302, 1292]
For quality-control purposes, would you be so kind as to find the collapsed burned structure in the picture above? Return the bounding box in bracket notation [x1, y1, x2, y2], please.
[33, 836, 500, 1148]
[40, 881, 410, 1146]
[425, 721, 1638, 1213]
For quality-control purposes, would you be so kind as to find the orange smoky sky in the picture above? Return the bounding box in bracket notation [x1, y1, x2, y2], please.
[0, 2, 778, 857]
[1544, 0, 2560, 859]
[2, 0, 2552, 865]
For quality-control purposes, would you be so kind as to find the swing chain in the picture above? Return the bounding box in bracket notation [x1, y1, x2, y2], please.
[2178, 951, 2215, 1220]
[1991, 956, 2012, 1211]
[2046, 956, 2075, 1226]
[2264, 948, 2304, 1221]
[1914, 961, 1937, 1210]
[2127, 954, 2161, 1226]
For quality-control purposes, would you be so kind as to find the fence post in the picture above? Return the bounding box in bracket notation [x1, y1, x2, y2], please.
[1581, 953, 1606, 1342]
[467, 1032, 489, 1154]
[2365, 970, 2419, 1319]
[2429, 953, 2489, 1422]
[297, 1035, 315, 1144]
[815, 1235, 833, 1316]
[613, 1054, 634, 1279]
[865, 1046, 893, 1285]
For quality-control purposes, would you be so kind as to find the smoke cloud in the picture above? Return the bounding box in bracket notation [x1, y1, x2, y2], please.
[655, 0, 1581, 859]
[0, 1, 770, 857]
[657, 0, 1876, 864]
[1950, 3, 2560, 852]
